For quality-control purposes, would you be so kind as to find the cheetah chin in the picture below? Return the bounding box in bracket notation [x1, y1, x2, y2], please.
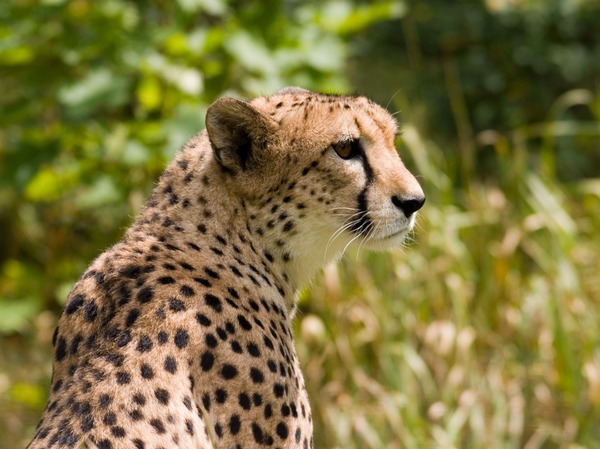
[28, 87, 424, 449]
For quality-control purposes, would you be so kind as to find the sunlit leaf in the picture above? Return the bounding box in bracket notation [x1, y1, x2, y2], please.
[144, 54, 203, 95]
[136, 76, 162, 111]
[177, 0, 227, 15]
[321, 1, 406, 35]
[58, 68, 131, 117]
[122, 140, 151, 166]
[0, 45, 34, 65]
[225, 31, 276, 74]
[24, 166, 78, 202]
[76, 176, 122, 209]
[164, 103, 204, 158]
[8, 382, 46, 410]
[164, 32, 189, 56]
[0, 298, 41, 333]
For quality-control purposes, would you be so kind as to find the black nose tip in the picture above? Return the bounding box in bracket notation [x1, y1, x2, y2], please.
[391, 195, 426, 218]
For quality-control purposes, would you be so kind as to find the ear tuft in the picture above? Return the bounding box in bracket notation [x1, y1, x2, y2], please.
[205, 97, 277, 172]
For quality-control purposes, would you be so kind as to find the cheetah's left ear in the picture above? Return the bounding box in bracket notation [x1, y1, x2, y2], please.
[206, 97, 278, 172]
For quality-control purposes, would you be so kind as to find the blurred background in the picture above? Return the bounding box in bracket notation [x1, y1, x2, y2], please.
[1, 0, 599, 447]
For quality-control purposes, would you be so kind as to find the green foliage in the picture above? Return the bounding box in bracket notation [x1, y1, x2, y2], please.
[0, 0, 393, 330]
[1, 0, 599, 448]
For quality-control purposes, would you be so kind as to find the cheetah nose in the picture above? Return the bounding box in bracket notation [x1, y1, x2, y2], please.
[391, 194, 426, 218]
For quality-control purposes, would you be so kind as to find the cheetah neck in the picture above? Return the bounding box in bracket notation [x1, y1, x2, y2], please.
[131, 141, 320, 317]
[243, 197, 351, 296]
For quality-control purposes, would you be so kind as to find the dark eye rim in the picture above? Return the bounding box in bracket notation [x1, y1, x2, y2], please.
[332, 138, 362, 160]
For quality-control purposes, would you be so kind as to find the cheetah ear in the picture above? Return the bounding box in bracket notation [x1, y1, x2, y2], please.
[206, 97, 277, 172]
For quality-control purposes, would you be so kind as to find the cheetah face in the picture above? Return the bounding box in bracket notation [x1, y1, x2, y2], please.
[206, 88, 425, 284]
[321, 133, 425, 252]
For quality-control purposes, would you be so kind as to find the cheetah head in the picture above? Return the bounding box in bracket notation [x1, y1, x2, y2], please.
[205, 87, 425, 287]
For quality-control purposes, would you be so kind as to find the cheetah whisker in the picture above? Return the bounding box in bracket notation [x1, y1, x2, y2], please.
[324, 213, 367, 261]
[326, 210, 367, 244]
[340, 219, 371, 258]
[355, 220, 379, 260]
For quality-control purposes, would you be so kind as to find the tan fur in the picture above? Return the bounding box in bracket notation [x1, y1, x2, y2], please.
[28, 88, 424, 449]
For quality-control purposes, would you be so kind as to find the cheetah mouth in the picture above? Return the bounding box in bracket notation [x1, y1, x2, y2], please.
[375, 212, 419, 242]
[386, 229, 408, 238]
[378, 228, 409, 241]
[363, 227, 411, 247]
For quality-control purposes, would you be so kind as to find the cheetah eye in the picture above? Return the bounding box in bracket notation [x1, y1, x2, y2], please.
[333, 139, 361, 160]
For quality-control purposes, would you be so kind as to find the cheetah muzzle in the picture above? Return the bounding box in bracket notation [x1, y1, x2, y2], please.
[28, 87, 425, 449]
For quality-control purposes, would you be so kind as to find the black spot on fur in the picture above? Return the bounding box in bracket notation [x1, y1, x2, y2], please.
[140, 364, 154, 379]
[237, 315, 252, 331]
[163, 356, 177, 374]
[276, 422, 289, 440]
[220, 364, 238, 380]
[180, 285, 195, 297]
[215, 388, 228, 403]
[125, 308, 140, 327]
[132, 393, 146, 405]
[154, 388, 170, 405]
[196, 312, 212, 326]
[85, 301, 98, 321]
[137, 335, 153, 353]
[239, 393, 251, 410]
[149, 418, 166, 434]
[137, 286, 154, 303]
[200, 351, 215, 371]
[157, 276, 175, 285]
[230, 341, 243, 353]
[65, 294, 85, 314]
[204, 267, 220, 279]
[252, 423, 265, 444]
[229, 415, 241, 435]
[115, 371, 131, 385]
[169, 297, 186, 312]
[205, 294, 223, 312]
[205, 333, 218, 348]
[194, 277, 211, 287]
[97, 439, 113, 449]
[174, 329, 189, 348]
[250, 367, 265, 383]
[157, 331, 168, 344]
[55, 337, 67, 362]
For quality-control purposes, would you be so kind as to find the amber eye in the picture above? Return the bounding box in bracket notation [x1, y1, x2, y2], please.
[333, 139, 360, 160]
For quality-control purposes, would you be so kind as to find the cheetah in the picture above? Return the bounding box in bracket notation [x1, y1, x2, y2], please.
[28, 87, 425, 449]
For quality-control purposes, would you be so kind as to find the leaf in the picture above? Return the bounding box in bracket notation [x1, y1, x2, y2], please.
[8, 382, 47, 410]
[164, 32, 189, 57]
[144, 54, 203, 95]
[164, 103, 205, 158]
[224, 31, 276, 74]
[136, 76, 162, 111]
[76, 176, 122, 209]
[0, 298, 41, 334]
[122, 139, 151, 167]
[0, 45, 35, 66]
[24, 166, 78, 202]
[321, 1, 407, 35]
[58, 68, 131, 117]
[304, 34, 345, 71]
[177, 0, 227, 15]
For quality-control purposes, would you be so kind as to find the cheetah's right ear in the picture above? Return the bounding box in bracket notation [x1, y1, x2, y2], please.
[206, 97, 278, 173]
